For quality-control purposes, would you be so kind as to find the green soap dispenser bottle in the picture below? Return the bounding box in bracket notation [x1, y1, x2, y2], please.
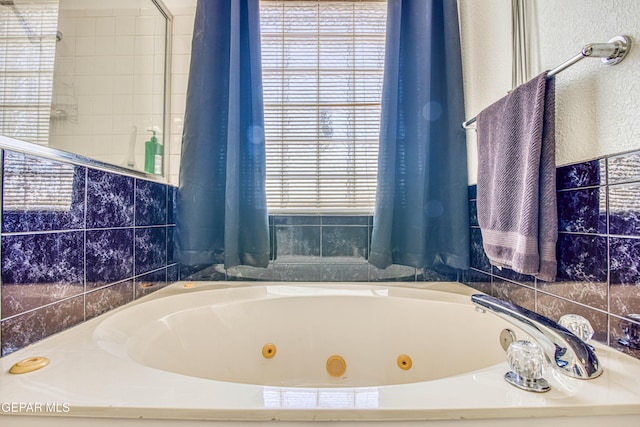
[144, 130, 163, 175]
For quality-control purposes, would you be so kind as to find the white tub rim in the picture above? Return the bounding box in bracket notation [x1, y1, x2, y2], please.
[0, 281, 639, 424]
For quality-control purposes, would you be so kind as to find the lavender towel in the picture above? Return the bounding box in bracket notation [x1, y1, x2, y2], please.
[476, 72, 557, 282]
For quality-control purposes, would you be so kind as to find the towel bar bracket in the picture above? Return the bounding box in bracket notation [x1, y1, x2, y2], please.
[599, 35, 631, 66]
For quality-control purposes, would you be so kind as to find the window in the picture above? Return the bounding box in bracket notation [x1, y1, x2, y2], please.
[0, 1, 58, 145]
[260, 0, 387, 213]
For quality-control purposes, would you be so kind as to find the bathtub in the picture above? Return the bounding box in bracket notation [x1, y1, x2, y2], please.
[1, 281, 640, 426]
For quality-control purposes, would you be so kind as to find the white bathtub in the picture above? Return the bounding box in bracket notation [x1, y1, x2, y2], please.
[1, 281, 640, 426]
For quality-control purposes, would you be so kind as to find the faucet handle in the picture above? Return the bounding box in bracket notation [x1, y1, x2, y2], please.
[505, 340, 550, 392]
[559, 314, 594, 343]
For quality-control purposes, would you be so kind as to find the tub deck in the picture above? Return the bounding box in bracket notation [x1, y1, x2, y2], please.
[1, 281, 640, 426]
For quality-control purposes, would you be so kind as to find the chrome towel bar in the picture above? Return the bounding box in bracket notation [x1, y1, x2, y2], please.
[462, 35, 632, 129]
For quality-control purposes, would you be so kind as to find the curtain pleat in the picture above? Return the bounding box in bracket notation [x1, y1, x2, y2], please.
[369, 0, 470, 271]
[176, 0, 270, 269]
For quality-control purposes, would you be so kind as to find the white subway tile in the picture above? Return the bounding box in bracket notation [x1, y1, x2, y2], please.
[113, 55, 135, 75]
[113, 75, 134, 95]
[113, 94, 133, 116]
[134, 36, 156, 56]
[136, 16, 157, 35]
[95, 17, 116, 36]
[115, 16, 136, 36]
[93, 76, 115, 95]
[76, 18, 96, 36]
[93, 95, 114, 115]
[115, 36, 135, 56]
[95, 37, 116, 57]
[134, 74, 154, 94]
[73, 76, 94, 96]
[75, 36, 96, 56]
[75, 56, 95, 75]
[94, 57, 115, 76]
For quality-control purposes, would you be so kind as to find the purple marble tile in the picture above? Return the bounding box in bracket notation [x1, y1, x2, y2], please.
[2, 151, 86, 233]
[182, 264, 226, 280]
[468, 184, 477, 200]
[537, 292, 608, 344]
[557, 187, 606, 234]
[167, 264, 179, 282]
[470, 227, 491, 273]
[86, 229, 134, 289]
[321, 215, 369, 226]
[492, 265, 535, 286]
[368, 264, 417, 282]
[274, 263, 322, 281]
[460, 268, 492, 295]
[135, 227, 167, 275]
[135, 179, 167, 226]
[611, 314, 640, 358]
[1, 232, 84, 318]
[86, 168, 134, 229]
[275, 225, 321, 260]
[321, 225, 368, 259]
[607, 150, 640, 185]
[86, 280, 134, 320]
[273, 215, 321, 225]
[135, 269, 167, 299]
[537, 277, 608, 312]
[179, 264, 207, 280]
[167, 186, 177, 225]
[469, 200, 478, 227]
[167, 225, 175, 264]
[227, 264, 274, 281]
[556, 233, 608, 283]
[417, 267, 457, 282]
[491, 278, 536, 311]
[609, 183, 640, 236]
[556, 159, 605, 190]
[321, 263, 369, 281]
[1, 295, 84, 356]
[610, 237, 640, 318]
[545, 233, 608, 310]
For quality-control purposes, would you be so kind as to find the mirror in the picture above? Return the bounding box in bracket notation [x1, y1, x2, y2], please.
[0, 0, 169, 177]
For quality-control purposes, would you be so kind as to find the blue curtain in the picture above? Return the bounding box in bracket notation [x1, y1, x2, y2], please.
[175, 0, 270, 269]
[369, 0, 469, 271]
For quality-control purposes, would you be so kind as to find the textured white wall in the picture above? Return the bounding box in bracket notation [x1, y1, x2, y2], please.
[460, 0, 640, 184]
[458, 0, 512, 185]
[533, 0, 640, 167]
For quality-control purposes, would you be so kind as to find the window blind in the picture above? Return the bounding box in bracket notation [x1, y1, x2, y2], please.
[3, 154, 74, 212]
[0, 1, 58, 146]
[260, 0, 387, 213]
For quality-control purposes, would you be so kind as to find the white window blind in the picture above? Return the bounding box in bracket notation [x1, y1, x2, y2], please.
[0, 1, 58, 145]
[260, 0, 387, 213]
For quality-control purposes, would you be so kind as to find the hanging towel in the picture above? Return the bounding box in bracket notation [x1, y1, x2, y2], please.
[476, 72, 557, 281]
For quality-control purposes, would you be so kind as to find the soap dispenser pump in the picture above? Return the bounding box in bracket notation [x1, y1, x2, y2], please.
[144, 130, 163, 175]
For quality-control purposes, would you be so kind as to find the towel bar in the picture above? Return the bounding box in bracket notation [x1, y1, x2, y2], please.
[462, 35, 632, 129]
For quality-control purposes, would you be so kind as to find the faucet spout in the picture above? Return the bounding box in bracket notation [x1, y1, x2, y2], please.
[471, 294, 603, 380]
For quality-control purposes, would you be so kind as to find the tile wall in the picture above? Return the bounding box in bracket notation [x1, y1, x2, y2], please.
[185, 214, 455, 283]
[50, 6, 166, 171]
[167, 6, 196, 185]
[0, 150, 177, 357]
[5, 144, 639, 362]
[462, 149, 640, 360]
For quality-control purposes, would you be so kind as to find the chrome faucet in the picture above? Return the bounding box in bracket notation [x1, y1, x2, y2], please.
[471, 294, 603, 380]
